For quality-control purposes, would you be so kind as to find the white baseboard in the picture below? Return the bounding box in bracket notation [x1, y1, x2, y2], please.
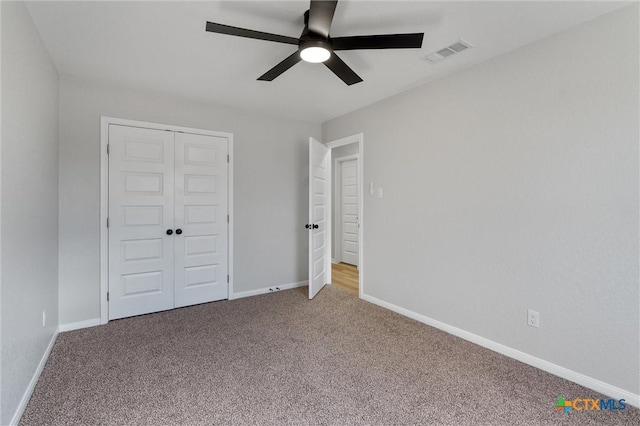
[59, 318, 101, 332]
[232, 281, 307, 300]
[10, 327, 59, 425]
[361, 293, 640, 409]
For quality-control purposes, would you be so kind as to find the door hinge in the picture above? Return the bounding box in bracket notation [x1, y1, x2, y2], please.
[107, 291, 109, 302]
[106, 217, 109, 228]
[227, 275, 229, 283]
[227, 154, 230, 163]
[227, 214, 229, 223]
[106, 144, 109, 155]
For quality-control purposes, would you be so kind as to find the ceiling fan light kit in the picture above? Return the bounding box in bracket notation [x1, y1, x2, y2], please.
[299, 40, 332, 63]
[205, 0, 424, 85]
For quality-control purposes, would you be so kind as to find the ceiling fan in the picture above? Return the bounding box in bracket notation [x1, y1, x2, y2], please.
[205, 0, 424, 86]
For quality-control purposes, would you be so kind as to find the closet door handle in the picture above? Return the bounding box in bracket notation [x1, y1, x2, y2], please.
[175, 229, 182, 235]
[166, 229, 173, 235]
[312, 224, 319, 229]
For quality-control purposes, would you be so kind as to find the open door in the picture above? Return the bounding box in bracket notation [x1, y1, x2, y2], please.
[308, 137, 331, 299]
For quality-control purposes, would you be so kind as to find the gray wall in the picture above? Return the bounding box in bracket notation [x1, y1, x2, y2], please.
[58, 77, 321, 325]
[323, 5, 639, 394]
[1, 2, 60, 423]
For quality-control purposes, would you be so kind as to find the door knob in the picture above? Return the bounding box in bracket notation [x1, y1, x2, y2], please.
[175, 229, 182, 235]
[305, 224, 310, 229]
[166, 229, 173, 235]
[312, 224, 319, 229]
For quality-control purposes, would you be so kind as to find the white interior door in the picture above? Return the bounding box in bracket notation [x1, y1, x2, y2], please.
[308, 137, 331, 299]
[174, 132, 228, 307]
[341, 159, 359, 266]
[108, 125, 175, 320]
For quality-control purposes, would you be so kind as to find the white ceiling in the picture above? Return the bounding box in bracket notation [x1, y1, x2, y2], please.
[25, 1, 629, 123]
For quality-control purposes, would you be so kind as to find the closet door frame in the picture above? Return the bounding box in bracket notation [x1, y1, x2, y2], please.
[99, 116, 234, 325]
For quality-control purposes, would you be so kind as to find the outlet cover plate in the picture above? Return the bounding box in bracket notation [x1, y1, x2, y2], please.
[527, 309, 540, 328]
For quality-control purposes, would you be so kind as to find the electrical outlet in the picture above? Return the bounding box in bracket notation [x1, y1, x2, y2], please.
[527, 309, 539, 328]
[42, 310, 46, 327]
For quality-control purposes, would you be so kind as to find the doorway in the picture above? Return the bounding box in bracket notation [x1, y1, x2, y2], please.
[325, 134, 363, 298]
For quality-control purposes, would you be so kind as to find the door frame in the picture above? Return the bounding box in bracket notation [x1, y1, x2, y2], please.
[333, 154, 359, 265]
[99, 116, 234, 325]
[325, 133, 364, 297]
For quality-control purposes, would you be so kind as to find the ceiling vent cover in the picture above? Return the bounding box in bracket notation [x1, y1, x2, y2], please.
[425, 40, 472, 63]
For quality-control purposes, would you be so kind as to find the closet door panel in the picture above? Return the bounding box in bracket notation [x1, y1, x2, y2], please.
[174, 132, 229, 307]
[108, 125, 175, 320]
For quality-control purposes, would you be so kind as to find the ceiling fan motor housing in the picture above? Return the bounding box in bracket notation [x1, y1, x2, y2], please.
[299, 38, 332, 53]
[299, 10, 333, 62]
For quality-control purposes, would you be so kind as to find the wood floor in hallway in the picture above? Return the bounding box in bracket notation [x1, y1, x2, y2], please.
[331, 262, 358, 296]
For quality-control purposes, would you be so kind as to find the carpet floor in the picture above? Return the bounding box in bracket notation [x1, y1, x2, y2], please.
[20, 286, 639, 425]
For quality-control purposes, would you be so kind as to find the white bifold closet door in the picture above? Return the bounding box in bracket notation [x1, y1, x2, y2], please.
[108, 124, 228, 320]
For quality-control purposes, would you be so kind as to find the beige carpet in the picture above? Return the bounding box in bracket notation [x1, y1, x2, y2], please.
[20, 286, 639, 425]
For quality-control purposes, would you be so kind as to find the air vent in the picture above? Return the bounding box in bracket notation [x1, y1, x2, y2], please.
[425, 40, 472, 63]
[436, 47, 456, 57]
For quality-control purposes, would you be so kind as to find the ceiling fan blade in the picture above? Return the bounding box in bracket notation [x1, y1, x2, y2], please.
[332, 33, 424, 50]
[308, 1, 338, 38]
[324, 53, 363, 86]
[257, 51, 302, 81]
[206, 22, 299, 45]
